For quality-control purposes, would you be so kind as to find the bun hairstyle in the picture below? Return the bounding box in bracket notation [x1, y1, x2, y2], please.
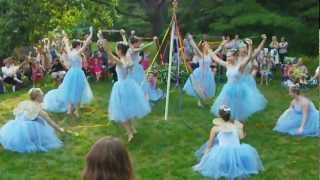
[289, 84, 301, 95]
[28, 88, 43, 101]
[129, 36, 139, 45]
[72, 40, 82, 49]
[116, 42, 129, 56]
[219, 105, 231, 122]
[227, 48, 239, 57]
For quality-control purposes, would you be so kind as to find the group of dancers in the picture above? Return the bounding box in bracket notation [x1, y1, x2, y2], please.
[0, 27, 319, 179]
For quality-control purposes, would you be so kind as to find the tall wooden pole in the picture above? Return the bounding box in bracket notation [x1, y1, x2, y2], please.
[164, 0, 178, 121]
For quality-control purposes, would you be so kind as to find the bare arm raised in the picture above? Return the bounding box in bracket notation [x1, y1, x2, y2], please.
[251, 34, 267, 59]
[78, 27, 93, 54]
[210, 40, 228, 68]
[239, 39, 253, 72]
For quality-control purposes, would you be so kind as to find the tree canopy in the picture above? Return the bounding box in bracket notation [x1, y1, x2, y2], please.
[0, 0, 318, 57]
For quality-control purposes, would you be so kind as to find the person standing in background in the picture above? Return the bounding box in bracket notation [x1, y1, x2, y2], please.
[279, 37, 288, 65]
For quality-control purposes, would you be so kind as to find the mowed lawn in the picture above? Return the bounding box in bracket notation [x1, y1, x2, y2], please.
[0, 69, 318, 180]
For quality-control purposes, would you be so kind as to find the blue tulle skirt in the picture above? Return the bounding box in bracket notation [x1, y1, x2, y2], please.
[131, 63, 145, 85]
[273, 104, 320, 137]
[242, 73, 257, 87]
[183, 67, 215, 99]
[242, 74, 267, 108]
[142, 80, 164, 102]
[0, 117, 62, 153]
[43, 89, 68, 113]
[195, 140, 219, 160]
[108, 78, 151, 123]
[59, 67, 93, 105]
[193, 144, 264, 179]
[211, 81, 266, 121]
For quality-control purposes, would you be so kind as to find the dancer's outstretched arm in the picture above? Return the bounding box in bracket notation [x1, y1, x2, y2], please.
[205, 127, 218, 154]
[39, 111, 64, 133]
[251, 34, 267, 59]
[62, 31, 71, 54]
[130, 41, 154, 53]
[298, 101, 309, 134]
[239, 39, 253, 71]
[187, 34, 202, 57]
[120, 29, 128, 45]
[105, 46, 123, 65]
[79, 27, 93, 54]
[210, 41, 227, 67]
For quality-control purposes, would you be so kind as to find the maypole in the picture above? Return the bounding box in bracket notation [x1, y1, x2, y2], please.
[164, 0, 178, 121]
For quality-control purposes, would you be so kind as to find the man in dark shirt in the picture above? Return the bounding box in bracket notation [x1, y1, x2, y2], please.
[50, 58, 66, 82]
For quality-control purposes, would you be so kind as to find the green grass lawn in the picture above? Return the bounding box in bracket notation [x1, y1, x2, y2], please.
[0, 71, 319, 180]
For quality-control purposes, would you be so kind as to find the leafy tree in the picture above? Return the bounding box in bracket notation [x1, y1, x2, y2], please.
[0, 0, 117, 58]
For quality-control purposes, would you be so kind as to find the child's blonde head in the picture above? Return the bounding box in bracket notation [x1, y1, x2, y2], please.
[28, 88, 44, 101]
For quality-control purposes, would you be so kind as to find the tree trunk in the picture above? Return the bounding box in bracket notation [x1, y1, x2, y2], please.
[141, 0, 168, 36]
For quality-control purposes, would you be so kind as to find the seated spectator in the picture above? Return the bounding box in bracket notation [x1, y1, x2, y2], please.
[83, 136, 134, 180]
[1, 57, 23, 92]
[291, 58, 309, 86]
[283, 61, 294, 81]
[308, 66, 320, 87]
[50, 58, 66, 83]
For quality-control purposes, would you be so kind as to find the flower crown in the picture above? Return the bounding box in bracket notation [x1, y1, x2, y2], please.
[28, 88, 43, 95]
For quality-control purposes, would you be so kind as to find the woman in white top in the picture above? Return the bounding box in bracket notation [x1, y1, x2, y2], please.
[1, 58, 23, 92]
[269, 36, 279, 65]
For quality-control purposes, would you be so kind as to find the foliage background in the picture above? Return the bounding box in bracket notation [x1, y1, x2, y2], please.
[0, 0, 319, 58]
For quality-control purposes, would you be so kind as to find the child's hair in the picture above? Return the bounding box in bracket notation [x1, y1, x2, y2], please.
[289, 84, 301, 95]
[117, 42, 129, 56]
[226, 48, 239, 57]
[72, 40, 82, 49]
[219, 105, 231, 122]
[129, 36, 139, 45]
[28, 88, 43, 101]
[198, 40, 207, 53]
[83, 136, 134, 180]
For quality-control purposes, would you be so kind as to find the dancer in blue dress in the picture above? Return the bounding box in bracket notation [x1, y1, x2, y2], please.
[211, 39, 264, 121]
[43, 27, 93, 117]
[183, 34, 216, 107]
[193, 105, 264, 179]
[0, 88, 64, 153]
[239, 34, 267, 86]
[238, 34, 268, 112]
[107, 42, 151, 142]
[273, 85, 319, 137]
[142, 72, 164, 103]
[120, 30, 154, 85]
